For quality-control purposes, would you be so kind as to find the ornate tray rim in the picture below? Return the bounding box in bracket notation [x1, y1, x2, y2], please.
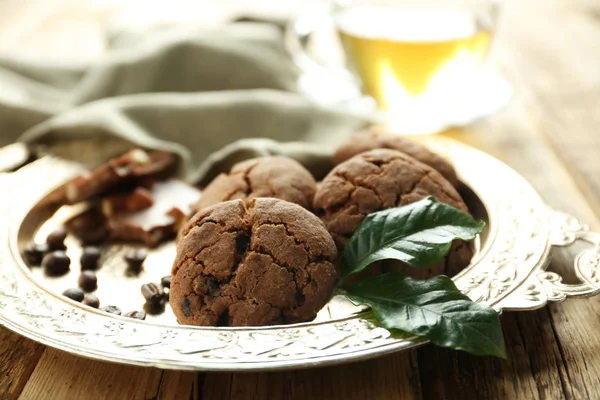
[1, 137, 599, 371]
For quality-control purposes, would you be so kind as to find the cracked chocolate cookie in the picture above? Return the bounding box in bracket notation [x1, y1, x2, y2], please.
[192, 156, 317, 213]
[170, 198, 338, 327]
[314, 149, 472, 278]
[333, 128, 459, 188]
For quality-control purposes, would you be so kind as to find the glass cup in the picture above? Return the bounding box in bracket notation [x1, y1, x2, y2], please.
[288, 0, 511, 135]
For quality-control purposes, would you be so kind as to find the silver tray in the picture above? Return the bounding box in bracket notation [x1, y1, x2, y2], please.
[1, 137, 599, 371]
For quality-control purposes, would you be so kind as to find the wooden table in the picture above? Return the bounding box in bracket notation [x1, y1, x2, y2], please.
[2, 0, 600, 398]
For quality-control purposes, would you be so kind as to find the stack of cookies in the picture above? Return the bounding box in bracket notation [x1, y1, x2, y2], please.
[170, 128, 473, 327]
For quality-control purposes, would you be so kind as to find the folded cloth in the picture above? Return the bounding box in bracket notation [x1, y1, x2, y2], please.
[0, 21, 370, 182]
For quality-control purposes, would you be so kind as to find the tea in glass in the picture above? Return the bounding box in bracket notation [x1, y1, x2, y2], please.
[333, 1, 502, 134]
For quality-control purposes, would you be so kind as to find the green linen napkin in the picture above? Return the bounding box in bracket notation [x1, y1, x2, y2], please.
[0, 21, 370, 182]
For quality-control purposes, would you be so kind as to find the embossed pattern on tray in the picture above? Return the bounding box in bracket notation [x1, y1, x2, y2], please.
[0, 138, 597, 371]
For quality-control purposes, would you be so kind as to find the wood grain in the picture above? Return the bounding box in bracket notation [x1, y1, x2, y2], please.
[202, 352, 421, 400]
[0, 328, 45, 400]
[155, 370, 197, 400]
[494, 0, 600, 221]
[18, 349, 163, 400]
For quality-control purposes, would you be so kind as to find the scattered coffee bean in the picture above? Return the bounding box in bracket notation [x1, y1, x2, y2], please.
[80, 246, 101, 270]
[78, 271, 98, 292]
[143, 300, 165, 315]
[100, 305, 121, 315]
[42, 251, 70, 276]
[124, 310, 146, 320]
[46, 227, 67, 251]
[124, 248, 147, 275]
[83, 294, 100, 309]
[23, 242, 48, 266]
[141, 282, 164, 303]
[125, 268, 141, 278]
[62, 288, 84, 302]
[160, 275, 172, 288]
[124, 248, 147, 265]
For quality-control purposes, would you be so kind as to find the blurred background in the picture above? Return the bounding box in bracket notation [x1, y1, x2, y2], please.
[0, 0, 597, 135]
[1, 0, 599, 192]
[0, 0, 297, 62]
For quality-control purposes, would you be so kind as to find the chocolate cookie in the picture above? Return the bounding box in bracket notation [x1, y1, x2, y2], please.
[192, 156, 317, 212]
[333, 128, 459, 188]
[171, 198, 338, 327]
[314, 149, 472, 278]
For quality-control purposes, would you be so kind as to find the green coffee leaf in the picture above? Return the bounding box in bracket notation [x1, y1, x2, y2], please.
[340, 196, 485, 283]
[343, 273, 506, 358]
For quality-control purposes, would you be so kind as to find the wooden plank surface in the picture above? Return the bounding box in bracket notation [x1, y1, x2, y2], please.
[2, 0, 600, 398]
[0, 329, 45, 399]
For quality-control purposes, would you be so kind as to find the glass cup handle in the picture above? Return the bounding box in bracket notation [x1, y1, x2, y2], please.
[286, 5, 359, 81]
[286, 4, 336, 75]
[285, 5, 371, 106]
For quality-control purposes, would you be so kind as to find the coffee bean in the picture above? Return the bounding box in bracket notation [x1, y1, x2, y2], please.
[100, 305, 121, 315]
[124, 310, 146, 320]
[143, 301, 165, 315]
[78, 271, 98, 292]
[80, 246, 101, 270]
[46, 228, 67, 251]
[141, 282, 164, 303]
[62, 288, 84, 302]
[23, 242, 48, 266]
[124, 248, 147, 274]
[124, 248, 147, 264]
[83, 294, 100, 308]
[125, 267, 141, 277]
[160, 275, 172, 288]
[42, 251, 70, 277]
